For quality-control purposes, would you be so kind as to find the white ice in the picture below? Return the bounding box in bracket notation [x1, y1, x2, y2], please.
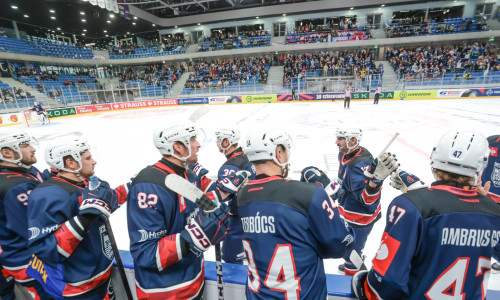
[22, 98, 500, 290]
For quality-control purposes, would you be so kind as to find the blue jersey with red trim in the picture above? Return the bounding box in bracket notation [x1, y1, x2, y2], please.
[362, 181, 500, 300]
[30, 104, 45, 114]
[237, 175, 354, 300]
[27, 176, 122, 298]
[217, 148, 256, 215]
[337, 147, 381, 227]
[127, 158, 206, 299]
[483, 135, 500, 203]
[0, 166, 40, 271]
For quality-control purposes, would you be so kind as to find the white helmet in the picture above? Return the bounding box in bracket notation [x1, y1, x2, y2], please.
[243, 128, 292, 173]
[0, 129, 32, 168]
[430, 130, 489, 179]
[154, 123, 198, 163]
[45, 136, 90, 173]
[215, 128, 240, 154]
[34, 101, 38, 106]
[336, 128, 363, 151]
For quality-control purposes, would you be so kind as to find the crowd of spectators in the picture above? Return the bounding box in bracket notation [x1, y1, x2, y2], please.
[386, 17, 487, 38]
[197, 30, 270, 52]
[118, 63, 185, 90]
[286, 18, 369, 45]
[109, 36, 187, 55]
[386, 42, 499, 81]
[282, 50, 381, 85]
[184, 56, 270, 90]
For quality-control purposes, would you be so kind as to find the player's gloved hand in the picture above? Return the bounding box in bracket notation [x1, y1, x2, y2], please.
[390, 169, 427, 193]
[217, 170, 251, 194]
[189, 162, 209, 179]
[324, 180, 345, 200]
[300, 166, 330, 188]
[363, 153, 399, 186]
[79, 176, 114, 219]
[351, 270, 369, 300]
[180, 206, 229, 256]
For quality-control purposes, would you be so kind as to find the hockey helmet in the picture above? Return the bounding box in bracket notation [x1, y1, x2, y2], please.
[336, 128, 363, 150]
[0, 129, 32, 167]
[215, 128, 240, 154]
[45, 136, 90, 173]
[243, 128, 292, 172]
[154, 122, 198, 162]
[430, 130, 489, 178]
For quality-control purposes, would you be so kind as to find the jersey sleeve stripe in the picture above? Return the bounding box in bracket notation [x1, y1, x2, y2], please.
[55, 221, 84, 258]
[156, 234, 182, 271]
[62, 262, 112, 297]
[338, 205, 382, 226]
[362, 188, 381, 205]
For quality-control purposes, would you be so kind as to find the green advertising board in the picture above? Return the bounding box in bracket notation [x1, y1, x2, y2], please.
[352, 92, 369, 99]
[395, 90, 437, 100]
[47, 108, 77, 118]
[379, 91, 395, 99]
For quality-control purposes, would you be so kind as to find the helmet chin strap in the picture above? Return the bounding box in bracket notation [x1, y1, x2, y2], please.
[172, 141, 192, 167]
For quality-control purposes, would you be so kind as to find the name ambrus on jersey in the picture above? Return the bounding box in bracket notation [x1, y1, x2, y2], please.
[441, 227, 500, 248]
[241, 212, 275, 234]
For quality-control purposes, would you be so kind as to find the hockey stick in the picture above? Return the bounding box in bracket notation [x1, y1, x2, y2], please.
[349, 250, 367, 272]
[164, 174, 224, 300]
[89, 177, 134, 300]
[378, 132, 400, 157]
[189, 105, 211, 123]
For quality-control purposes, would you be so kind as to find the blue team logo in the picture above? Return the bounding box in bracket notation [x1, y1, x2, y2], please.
[492, 162, 500, 188]
[100, 225, 113, 260]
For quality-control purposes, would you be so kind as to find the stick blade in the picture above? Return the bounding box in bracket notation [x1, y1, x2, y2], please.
[189, 105, 211, 123]
[164, 174, 216, 211]
[349, 250, 367, 271]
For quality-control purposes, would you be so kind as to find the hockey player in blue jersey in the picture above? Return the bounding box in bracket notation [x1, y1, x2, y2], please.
[0, 129, 55, 299]
[237, 128, 355, 300]
[481, 134, 500, 273]
[30, 101, 49, 125]
[27, 136, 129, 300]
[302, 128, 399, 275]
[190, 128, 256, 264]
[352, 130, 500, 300]
[127, 123, 248, 299]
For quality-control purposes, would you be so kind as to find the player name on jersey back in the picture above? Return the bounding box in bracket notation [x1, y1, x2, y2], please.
[441, 227, 500, 248]
[241, 212, 276, 234]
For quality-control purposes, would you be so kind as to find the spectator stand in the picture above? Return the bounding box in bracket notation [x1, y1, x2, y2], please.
[0, 79, 38, 110]
[109, 37, 187, 59]
[197, 31, 271, 52]
[119, 64, 184, 98]
[182, 57, 269, 95]
[385, 17, 487, 38]
[0, 35, 94, 59]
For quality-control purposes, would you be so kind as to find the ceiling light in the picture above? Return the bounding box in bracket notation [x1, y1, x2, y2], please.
[132, 22, 136, 25]
[49, 9, 55, 13]
[283, 14, 286, 16]
[381, 4, 385, 7]
[152, 24, 156, 26]
[57, 27, 61, 30]
[80, 11, 85, 15]
[104, 30, 107, 33]
[127, 32, 130, 34]
[110, 14, 115, 18]
[256, 16, 259, 19]
[83, 29, 87, 32]
[350, 7, 354, 10]
[133, 16, 137, 19]
[11, 5, 18, 9]
[175, 25, 178, 28]
[51, 16, 56, 20]
[198, 23, 201, 25]
[24, 14, 29, 18]
[82, 19, 86, 22]
[106, 34, 109, 37]
[107, 20, 111, 23]
[82, 33, 86, 36]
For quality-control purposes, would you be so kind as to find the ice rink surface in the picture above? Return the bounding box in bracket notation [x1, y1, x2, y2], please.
[22, 98, 500, 289]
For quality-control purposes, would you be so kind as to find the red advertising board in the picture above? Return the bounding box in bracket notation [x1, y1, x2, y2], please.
[111, 99, 178, 110]
[76, 104, 113, 114]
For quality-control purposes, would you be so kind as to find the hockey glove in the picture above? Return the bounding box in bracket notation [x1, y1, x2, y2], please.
[189, 162, 209, 179]
[300, 166, 330, 188]
[180, 205, 229, 256]
[79, 177, 114, 220]
[217, 170, 251, 194]
[324, 180, 345, 200]
[351, 270, 369, 300]
[390, 169, 427, 193]
[363, 153, 399, 186]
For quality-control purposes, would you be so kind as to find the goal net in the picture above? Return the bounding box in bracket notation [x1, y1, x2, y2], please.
[23, 111, 50, 127]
